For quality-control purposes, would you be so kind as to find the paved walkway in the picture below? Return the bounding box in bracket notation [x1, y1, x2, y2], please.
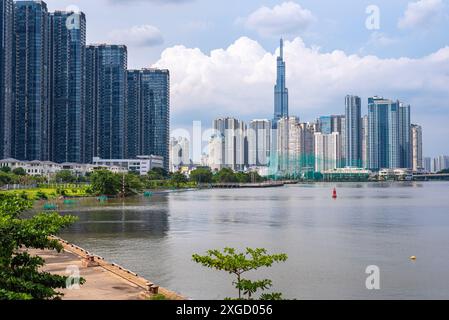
[31, 249, 146, 300]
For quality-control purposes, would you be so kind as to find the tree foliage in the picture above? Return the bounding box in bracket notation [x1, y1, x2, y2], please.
[193, 247, 287, 300]
[90, 170, 121, 196]
[54, 170, 77, 183]
[189, 168, 213, 184]
[0, 195, 82, 300]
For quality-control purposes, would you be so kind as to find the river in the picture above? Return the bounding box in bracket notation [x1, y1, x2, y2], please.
[54, 182, 449, 300]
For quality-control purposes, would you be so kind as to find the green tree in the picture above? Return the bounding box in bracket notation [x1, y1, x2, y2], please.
[90, 170, 121, 196]
[55, 170, 76, 183]
[0, 172, 15, 186]
[235, 172, 250, 183]
[215, 168, 237, 183]
[0, 167, 11, 173]
[170, 172, 188, 187]
[124, 173, 144, 196]
[147, 169, 165, 181]
[12, 167, 26, 176]
[193, 248, 288, 300]
[189, 168, 213, 184]
[0, 195, 83, 299]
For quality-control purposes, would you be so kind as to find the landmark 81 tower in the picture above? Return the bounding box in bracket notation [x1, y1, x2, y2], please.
[273, 38, 289, 129]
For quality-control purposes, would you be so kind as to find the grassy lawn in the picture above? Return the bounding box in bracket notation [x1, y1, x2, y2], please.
[0, 186, 91, 200]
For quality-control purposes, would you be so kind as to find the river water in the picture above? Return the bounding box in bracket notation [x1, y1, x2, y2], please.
[55, 182, 449, 300]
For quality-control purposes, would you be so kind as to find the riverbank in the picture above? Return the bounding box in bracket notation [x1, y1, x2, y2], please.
[29, 237, 185, 300]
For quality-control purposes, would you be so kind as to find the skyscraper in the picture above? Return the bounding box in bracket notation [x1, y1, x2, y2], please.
[49, 11, 86, 163]
[14, 1, 50, 161]
[273, 38, 288, 128]
[125, 69, 170, 170]
[169, 137, 190, 172]
[411, 124, 422, 172]
[368, 97, 401, 170]
[213, 117, 246, 171]
[399, 103, 411, 168]
[314, 132, 341, 173]
[0, 0, 14, 159]
[345, 95, 362, 167]
[247, 119, 271, 167]
[85, 44, 127, 161]
[361, 115, 369, 169]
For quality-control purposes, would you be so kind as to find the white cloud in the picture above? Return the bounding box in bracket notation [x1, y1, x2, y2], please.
[241, 2, 315, 36]
[152, 37, 449, 145]
[398, 0, 444, 29]
[108, 25, 163, 47]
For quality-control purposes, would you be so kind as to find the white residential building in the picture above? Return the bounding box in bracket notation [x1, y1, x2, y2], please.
[92, 155, 164, 176]
[314, 132, 341, 173]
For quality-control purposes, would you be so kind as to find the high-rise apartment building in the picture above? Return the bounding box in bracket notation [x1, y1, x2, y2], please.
[247, 119, 271, 167]
[345, 95, 362, 167]
[362, 115, 369, 169]
[0, 0, 14, 159]
[49, 11, 86, 163]
[424, 157, 432, 173]
[314, 132, 341, 173]
[213, 117, 246, 171]
[84, 44, 127, 162]
[399, 103, 411, 168]
[14, 0, 50, 161]
[169, 137, 190, 172]
[411, 124, 422, 172]
[368, 97, 405, 170]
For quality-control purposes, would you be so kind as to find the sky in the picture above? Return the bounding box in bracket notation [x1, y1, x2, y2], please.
[43, 0, 449, 157]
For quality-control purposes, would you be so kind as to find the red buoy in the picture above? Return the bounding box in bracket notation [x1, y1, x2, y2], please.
[332, 188, 337, 199]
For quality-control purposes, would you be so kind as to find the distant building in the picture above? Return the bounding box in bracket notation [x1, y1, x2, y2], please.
[432, 155, 449, 173]
[314, 132, 341, 173]
[125, 69, 170, 170]
[85, 44, 127, 162]
[276, 117, 299, 174]
[345, 95, 362, 167]
[92, 155, 164, 176]
[424, 157, 432, 173]
[14, 1, 50, 161]
[213, 117, 246, 171]
[49, 11, 86, 163]
[317, 115, 346, 167]
[411, 124, 423, 172]
[207, 134, 224, 172]
[362, 115, 369, 169]
[170, 137, 190, 172]
[0, 0, 14, 159]
[247, 119, 271, 167]
[273, 38, 288, 128]
[399, 103, 411, 169]
[368, 97, 411, 170]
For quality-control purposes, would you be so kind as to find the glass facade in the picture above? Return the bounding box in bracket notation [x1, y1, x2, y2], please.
[49, 11, 86, 163]
[125, 69, 170, 170]
[0, 0, 14, 159]
[399, 103, 411, 169]
[345, 95, 362, 167]
[85, 45, 127, 161]
[319, 116, 332, 134]
[368, 97, 405, 170]
[273, 38, 288, 128]
[125, 70, 141, 159]
[14, 1, 50, 161]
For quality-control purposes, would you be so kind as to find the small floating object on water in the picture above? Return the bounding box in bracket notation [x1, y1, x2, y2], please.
[63, 199, 77, 205]
[332, 188, 337, 199]
[43, 203, 57, 210]
[97, 195, 108, 202]
[410, 256, 417, 261]
[144, 191, 153, 197]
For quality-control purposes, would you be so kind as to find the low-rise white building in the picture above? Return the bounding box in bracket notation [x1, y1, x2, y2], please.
[92, 155, 164, 176]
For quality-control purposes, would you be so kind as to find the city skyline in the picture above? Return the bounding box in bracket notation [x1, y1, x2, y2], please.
[36, 0, 449, 157]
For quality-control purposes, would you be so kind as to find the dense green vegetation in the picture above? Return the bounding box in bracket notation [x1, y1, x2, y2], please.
[193, 247, 287, 300]
[438, 169, 449, 174]
[1, 166, 269, 198]
[0, 195, 83, 299]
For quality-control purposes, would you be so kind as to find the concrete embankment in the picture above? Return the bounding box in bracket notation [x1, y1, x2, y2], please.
[30, 237, 185, 300]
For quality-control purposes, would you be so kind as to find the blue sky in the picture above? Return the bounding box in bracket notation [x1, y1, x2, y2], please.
[44, 0, 449, 157]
